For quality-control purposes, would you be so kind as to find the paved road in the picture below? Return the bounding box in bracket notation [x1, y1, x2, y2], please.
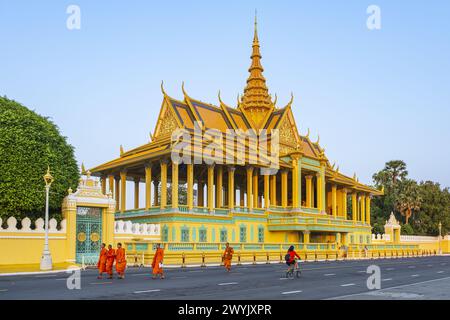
[1, 256, 449, 300]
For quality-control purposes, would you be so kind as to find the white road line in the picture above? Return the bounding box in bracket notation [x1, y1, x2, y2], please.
[328, 276, 450, 300]
[218, 282, 238, 286]
[324, 273, 336, 276]
[282, 290, 302, 295]
[437, 271, 444, 274]
[0, 289, 8, 292]
[411, 274, 420, 277]
[279, 278, 288, 280]
[134, 289, 161, 294]
[55, 278, 67, 281]
[357, 271, 366, 273]
[35, 275, 57, 278]
[341, 283, 356, 287]
[386, 268, 395, 271]
[382, 278, 393, 281]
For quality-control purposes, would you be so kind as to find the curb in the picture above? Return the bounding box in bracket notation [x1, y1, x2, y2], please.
[0, 266, 81, 277]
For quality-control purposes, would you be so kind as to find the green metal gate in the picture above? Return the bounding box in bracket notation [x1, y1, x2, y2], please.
[76, 207, 102, 265]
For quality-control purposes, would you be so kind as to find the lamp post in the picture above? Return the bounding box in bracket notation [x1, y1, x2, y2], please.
[40, 166, 54, 270]
[438, 222, 442, 255]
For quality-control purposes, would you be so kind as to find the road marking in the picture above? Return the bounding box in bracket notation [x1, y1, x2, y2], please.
[189, 270, 203, 273]
[279, 278, 289, 280]
[324, 273, 336, 276]
[408, 266, 416, 269]
[437, 271, 444, 274]
[35, 275, 57, 278]
[218, 282, 238, 286]
[55, 278, 68, 281]
[131, 273, 148, 276]
[327, 276, 450, 300]
[357, 271, 366, 273]
[340, 283, 356, 287]
[281, 290, 302, 295]
[173, 276, 187, 279]
[134, 289, 161, 294]
[411, 274, 420, 277]
[90, 282, 112, 285]
[382, 278, 392, 282]
[427, 264, 433, 267]
[386, 268, 395, 271]
[0, 289, 8, 292]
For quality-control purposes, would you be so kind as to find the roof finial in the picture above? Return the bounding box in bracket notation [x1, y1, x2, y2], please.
[254, 9, 258, 41]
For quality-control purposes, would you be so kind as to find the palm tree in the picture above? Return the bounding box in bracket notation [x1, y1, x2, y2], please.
[395, 179, 422, 224]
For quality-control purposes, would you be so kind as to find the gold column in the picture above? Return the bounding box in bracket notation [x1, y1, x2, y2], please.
[281, 170, 288, 208]
[360, 194, 366, 223]
[316, 172, 322, 211]
[228, 167, 235, 209]
[187, 164, 194, 210]
[198, 180, 204, 207]
[160, 161, 168, 209]
[352, 192, 357, 222]
[153, 180, 159, 206]
[292, 161, 299, 208]
[264, 174, 270, 209]
[108, 175, 114, 196]
[101, 176, 106, 195]
[114, 176, 120, 211]
[120, 170, 127, 213]
[246, 166, 253, 210]
[216, 166, 223, 208]
[145, 165, 152, 210]
[366, 195, 371, 225]
[331, 184, 337, 218]
[172, 162, 179, 209]
[134, 177, 140, 209]
[305, 175, 313, 207]
[207, 165, 215, 213]
[270, 175, 277, 206]
[311, 177, 315, 208]
[342, 188, 348, 219]
[303, 231, 310, 244]
[253, 169, 258, 208]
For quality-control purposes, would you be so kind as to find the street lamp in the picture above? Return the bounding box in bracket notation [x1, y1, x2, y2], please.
[438, 222, 442, 255]
[40, 166, 54, 270]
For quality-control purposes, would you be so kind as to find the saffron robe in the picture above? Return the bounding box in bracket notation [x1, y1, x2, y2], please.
[115, 247, 127, 274]
[97, 248, 107, 273]
[106, 248, 116, 275]
[223, 247, 234, 270]
[152, 248, 164, 275]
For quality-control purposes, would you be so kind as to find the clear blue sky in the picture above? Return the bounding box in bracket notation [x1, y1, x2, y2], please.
[1, 0, 449, 188]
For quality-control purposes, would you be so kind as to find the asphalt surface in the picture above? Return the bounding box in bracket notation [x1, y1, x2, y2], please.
[1, 256, 449, 300]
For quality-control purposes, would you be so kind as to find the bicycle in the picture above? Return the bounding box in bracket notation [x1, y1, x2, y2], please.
[285, 258, 301, 279]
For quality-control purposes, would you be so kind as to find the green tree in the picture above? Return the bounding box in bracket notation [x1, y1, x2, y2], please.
[0, 97, 80, 221]
[412, 181, 450, 235]
[395, 179, 422, 224]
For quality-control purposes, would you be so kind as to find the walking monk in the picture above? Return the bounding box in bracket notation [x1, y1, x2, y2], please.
[115, 243, 127, 279]
[105, 244, 116, 279]
[223, 242, 234, 272]
[152, 243, 165, 279]
[97, 243, 107, 279]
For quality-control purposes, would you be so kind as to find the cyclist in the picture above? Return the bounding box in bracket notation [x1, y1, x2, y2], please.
[286, 245, 301, 274]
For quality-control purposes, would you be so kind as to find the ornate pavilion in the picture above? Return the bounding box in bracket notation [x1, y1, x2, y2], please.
[90, 18, 382, 246]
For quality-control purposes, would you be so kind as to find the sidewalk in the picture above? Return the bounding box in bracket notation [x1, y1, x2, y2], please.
[0, 262, 80, 276]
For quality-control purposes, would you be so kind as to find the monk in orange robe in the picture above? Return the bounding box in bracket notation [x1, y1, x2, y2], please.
[115, 243, 127, 279]
[223, 242, 234, 272]
[97, 243, 108, 279]
[105, 244, 116, 279]
[152, 243, 165, 279]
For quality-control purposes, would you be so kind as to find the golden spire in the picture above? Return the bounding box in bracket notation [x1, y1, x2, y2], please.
[240, 12, 273, 127]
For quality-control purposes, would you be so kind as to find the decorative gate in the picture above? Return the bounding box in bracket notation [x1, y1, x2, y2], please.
[76, 207, 102, 265]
